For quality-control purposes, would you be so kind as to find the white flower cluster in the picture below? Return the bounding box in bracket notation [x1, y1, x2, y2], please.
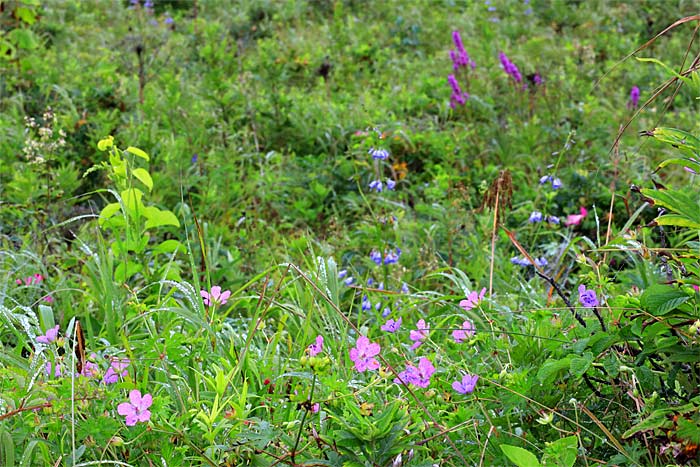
[22, 107, 66, 165]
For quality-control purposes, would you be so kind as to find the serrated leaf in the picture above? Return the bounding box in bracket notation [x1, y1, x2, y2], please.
[570, 352, 593, 378]
[640, 284, 690, 316]
[500, 444, 541, 467]
[126, 146, 149, 161]
[132, 167, 153, 191]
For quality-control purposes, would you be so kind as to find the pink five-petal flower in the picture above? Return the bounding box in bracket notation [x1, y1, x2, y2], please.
[307, 335, 324, 357]
[452, 320, 475, 343]
[409, 319, 430, 350]
[349, 336, 381, 372]
[394, 357, 436, 388]
[37, 325, 60, 344]
[452, 374, 479, 394]
[565, 206, 588, 227]
[201, 285, 231, 306]
[459, 287, 486, 311]
[117, 389, 153, 426]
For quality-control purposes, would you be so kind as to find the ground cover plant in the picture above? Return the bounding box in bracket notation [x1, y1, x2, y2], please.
[1, 0, 700, 465]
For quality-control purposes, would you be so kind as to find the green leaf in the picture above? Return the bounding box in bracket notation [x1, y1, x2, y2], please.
[640, 284, 690, 316]
[132, 167, 153, 191]
[8, 28, 38, 50]
[0, 428, 15, 467]
[542, 436, 578, 467]
[98, 202, 122, 227]
[15, 7, 38, 25]
[536, 357, 571, 385]
[500, 444, 541, 467]
[569, 352, 593, 378]
[153, 239, 185, 254]
[126, 146, 150, 161]
[114, 261, 143, 282]
[143, 206, 180, 228]
[120, 188, 145, 214]
[654, 214, 700, 230]
[622, 408, 676, 438]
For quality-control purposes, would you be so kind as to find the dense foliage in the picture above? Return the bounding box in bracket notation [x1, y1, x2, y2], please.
[1, 1, 700, 466]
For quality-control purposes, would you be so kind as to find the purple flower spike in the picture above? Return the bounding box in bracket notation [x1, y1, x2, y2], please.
[450, 31, 475, 71]
[447, 74, 469, 108]
[452, 374, 479, 394]
[37, 325, 60, 344]
[117, 389, 153, 426]
[499, 52, 522, 84]
[629, 86, 640, 109]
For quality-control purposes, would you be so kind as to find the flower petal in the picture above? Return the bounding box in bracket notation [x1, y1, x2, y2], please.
[117, 402, 134, 416]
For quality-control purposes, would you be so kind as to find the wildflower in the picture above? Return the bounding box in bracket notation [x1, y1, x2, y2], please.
[164, 13, 174, 25]
[498, 52, 522, 83]
[338, 269, 347, 278]
[628, 86, 640, 109]
[459, 288, 486, 311]
[384, 248, 400, 265]
[535, 257, 548, 268]
[564, 206, 588, 226]
[511, 256, 531, 267]
[201, 286, 231, 306]
[369, 180, 383, 192]
[80, 360, 100, 378]
[361, 295, 372, 311]
[528, 211, 543, 223]
[382, 307, 392, 317]
[306, 335, 324, 357]
[533, 73, 543, 85]
[117, 389, 153, 426]
[42, 295, 54, 303]
[381, 317, 402, 333]
[453, 320, 475, 343]
[349, 336, 381, 372]
[447, 74, 469, 108]
[449, 30, 475, 71]
[45, 362, 61, 378]
[16, 273, 43, 286]
[104, 358, 130, 384]
[409, 319, 430, 350]
[551, 178, 562, 189]
[578, 285, 599, 308]
[401, 282, 409, 294]
[369, 250, 382, 265]
[191, 153, 198, 164]
[311, 402, 320, 413]
[395, 358, 435, 388]
[452, 374, 479, 394]
[37, 325, 60, 344]
[369, 148, 389, 160]
[344, 276, 354, 286]
[547, 216, 560, 225]
[386, 178, 396, 190]
[539, 175, 551, 185]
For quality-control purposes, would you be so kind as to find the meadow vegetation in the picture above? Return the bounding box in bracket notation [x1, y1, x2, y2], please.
[1, 1, 700, 465]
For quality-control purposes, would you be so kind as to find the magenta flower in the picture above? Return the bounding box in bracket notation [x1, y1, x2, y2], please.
[103, 358, 130, 384]
[307, 335, 324, 357]
[349, 336, 381, 372]
[37, 325, 60, 344]
[452, 320, 475, 343]
[394, 358, 436, 388]
[381, 317, 402, 333]
[565, 206, 588, 226]
[459, 288, 486, 311]
[448, 74, 469, 108]
[45, 362, 61, 378]
[409, 319, 430, 350]
[117, 389, 153, 426]
[628, 86, 640, 109]
[452, 374, 479, 394]
[200, 286, 231, 306]
[578, 285, 599, 308]
[42, 295, 54, 303]
[16, 273, 43, 286]
[80, 360, 100, 378]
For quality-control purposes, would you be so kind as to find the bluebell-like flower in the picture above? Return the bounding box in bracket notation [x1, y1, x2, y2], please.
[338, 269, 347, 278]
[535, 257, 548, 268]
[387, 179, 396, 190]
[370, 250, 382, 265]
[547, 216, 560, 225]
[382, 307, 392, 317]
[552, 178, 562, 189]
[369, 148, 389, 160]
[361, 295, 371, 311]
[539, 175, 551, 185]
[384, 249, 401, 265]
[369, 180, 383, 192]
[529, 211, 543, 223]
[344, 276, 354, 285]
[401, 282, 409, 294]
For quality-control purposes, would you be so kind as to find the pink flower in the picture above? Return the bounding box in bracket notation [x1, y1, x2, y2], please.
[37, 325, 60, 344]
[409, 319, 430, 350]
[311, 403, 320, 413]
[459, 288, 486, 311]
[200, 286, 231, 306]
[452, 320, 475, 343]
[307, 335, 323, 357]
[394, 358, 436, 388]
[349, 336, 381, 372]
[45, 362, 61, 378]
[42, 295, 54, 303]
[117, 389, 153, 426]
[16, 274, 44, 286]
[103, 358, 130, 384]
[452, 374, 479, 394]
[565, 206, 588, 226]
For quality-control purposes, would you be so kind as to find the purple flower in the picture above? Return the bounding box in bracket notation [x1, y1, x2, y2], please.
[45, 362, 61, 378]
[533, 73, 543, 85]
[459, 288, 486, 311]
[447, 74, 469, 108]
[452, 374, 479, 394]
[578, 285, 599, 308]
[382, 306, 391, 317]
[117, 389, 153, 426]
[361, 295, 372, 311]
[369, 148, 389, 160]
[547, 215, 560, 225]
[37, 325, 60, 344]
[338, 269, 347, 278]
[529, 211, 543, 223]
[191, 153, 198, 164]
[449, 30, 475, 71]
[628, 86, 640, 109]
[386, 178, 396, 190]
[80, 360, 100, 378]
[369, 180, 383, 192]
[384, 248, 400, 265]
[511, 256, 531, 267]
[535, 257, 548, 268]
[409, 319, 430, 350]
[401, 282, 409, 294]
[551, 178, 562, 189]
[164, 14, 174, 25]
[498, 52, 522, 84]
[381, 317, 402, 333]
[370, 250, 382, 265]
[201, 286, 231, 306]
[452, 320, 475, 343]
[395, 358, 435, 388]
[307, 335, 323, 357]
[344, 276, 354, 286]
[349, 336, 381, 372]
[539, 175, 551, 185]
[103, 358, 130, 384]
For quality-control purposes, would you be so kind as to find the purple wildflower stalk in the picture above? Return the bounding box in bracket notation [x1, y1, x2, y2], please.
[448, 74, 469, 108]
[499, 51, 522, 84]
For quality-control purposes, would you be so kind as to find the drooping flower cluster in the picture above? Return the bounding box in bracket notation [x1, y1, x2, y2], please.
[368, 178, 396, 192]
[511, 256, 548, 268]
[539, 175, 562, 190]
[528, 211, 560, 225]
[369, 248, 402, 266]
[498, 52, 522, 84]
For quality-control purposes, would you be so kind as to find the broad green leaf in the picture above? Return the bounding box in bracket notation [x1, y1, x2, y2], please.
[569, 352, 593, 378]
[114, 261, 143, 282]
[131, 167, 153, 191]
[97, 135, 114, 151]
[126, 146, 150, 161]
[8, 28, 38, 50]
[143, 206, 180, 228]
[657, 158, 700, 174]
[622, 408, 676, 438]
[121, 188, 144, 214]
[640, 284, 690, 316]
[0, 427, 15, 467]
[542, 436, 578, 467]
[153, 239, 185, 254]
[640, 188, 700, 226]
[536, 357, 571, 385]
[15, 7, 38, 25]
[655, 214, 700, 230]
[98, 202, 121, 226]
[500, 444, 541, 467]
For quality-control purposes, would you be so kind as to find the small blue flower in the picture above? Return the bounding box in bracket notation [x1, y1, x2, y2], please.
[552, 178, 562, 189]
[535, 257, 548, 268]
[370, 250, 382, 265]
[361, 295, 371, 311]
[369, 148, 389, 160]
[191, 153, 198, 164]
[539, 175, 551, 185]
[529, 211, 543, 223]
[369, 180, 383, 192]
[382, 307, 392, 317]
[338, 269, 347, 278]
[401, 282, 409, 294]
[344, 277, 354, 286]
[386, 178, 396, 190]
[384, 249, 400, 265]
[547, 216, 560, 224]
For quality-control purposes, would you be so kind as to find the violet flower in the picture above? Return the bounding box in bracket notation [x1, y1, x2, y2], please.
[628, 86, 640, 109]
[409, 319, 430, 350]
[394, 358, 435, 388]
[201, 286, 231, 306]
[578, 285, 599, 308]
[459, 288, 486, 311]
[381, 317, 402, 333]
[453, 320, 475, 343]
[37, 325, 60, 344]
[452, 374, 479, 394]
[117, 389, 153, 426]
[349, 336, 381, 372]
[307, 335, 324, 357]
